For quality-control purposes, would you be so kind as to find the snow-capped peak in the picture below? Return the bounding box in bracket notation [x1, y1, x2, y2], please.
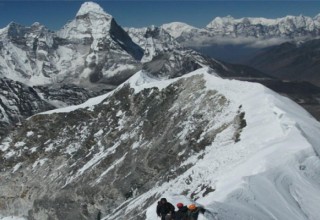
[31, 22, 41, 27]
[206, 14, 317, 30]
[76, 1, 109, 17]
[161, 22, 198, 38]
[206, 15, 279, 29]
[58, 1, 114, 41]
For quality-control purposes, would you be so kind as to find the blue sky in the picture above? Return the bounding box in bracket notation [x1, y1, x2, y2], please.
[1, 1, 320, 30]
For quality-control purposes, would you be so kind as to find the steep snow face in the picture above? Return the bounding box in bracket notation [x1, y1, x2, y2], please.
[58, 2, 113, 41]
[76, 1, 107, 17]
[1, 68, 320, 220]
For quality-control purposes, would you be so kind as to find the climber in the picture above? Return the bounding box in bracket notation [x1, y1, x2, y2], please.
[173, 203, 188, 220]
[156, 198, 175, 220]
[187, 204, 206, 220]
[97, 209, 101, 220]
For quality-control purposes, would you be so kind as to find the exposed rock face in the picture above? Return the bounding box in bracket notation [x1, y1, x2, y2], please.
[0, 71, 245, 219]
[0, 78, 54, 137]
[0, 78, 104, 138]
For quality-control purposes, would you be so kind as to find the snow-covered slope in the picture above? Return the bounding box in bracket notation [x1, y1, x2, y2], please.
[1, 68, 320, 220]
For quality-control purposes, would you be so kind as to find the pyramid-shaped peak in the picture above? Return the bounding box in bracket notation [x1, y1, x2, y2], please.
[76, 2, 110, 17]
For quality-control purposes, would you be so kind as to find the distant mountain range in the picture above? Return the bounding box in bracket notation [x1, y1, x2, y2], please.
[0, 1, 320, 127]
[0, 2, 274, 133]
[161, 14, 320, 47]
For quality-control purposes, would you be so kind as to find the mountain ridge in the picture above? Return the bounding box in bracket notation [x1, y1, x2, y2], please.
[0, 1, 274, 138]
[1, 68, 320, 220]
[161, 13, 320, 47]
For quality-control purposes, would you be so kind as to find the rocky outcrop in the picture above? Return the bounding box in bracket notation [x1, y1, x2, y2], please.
[0, 78, 54, 137]
[0, 78, 108, 138]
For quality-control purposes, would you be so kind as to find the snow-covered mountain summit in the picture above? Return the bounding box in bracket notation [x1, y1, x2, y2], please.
[58, 2, 113, 41]
[206, 14, 318, 37]
[162, 14, 320, 47]
[76, 1, 108, 17]
[161, 22, 200, 38]
[1, 67, 320, 220]
[0, 1, 143, 87]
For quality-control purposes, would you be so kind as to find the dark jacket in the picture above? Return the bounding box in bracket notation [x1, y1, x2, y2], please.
[187, 207, 206, 220]
[156, 201, 175, 216]
[174, 206, 188, 220]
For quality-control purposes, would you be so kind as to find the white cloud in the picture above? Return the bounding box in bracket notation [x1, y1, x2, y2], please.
[182, 36, 309, 48]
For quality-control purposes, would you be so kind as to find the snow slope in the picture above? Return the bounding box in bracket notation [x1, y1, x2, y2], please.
[101, 68, 320, 220]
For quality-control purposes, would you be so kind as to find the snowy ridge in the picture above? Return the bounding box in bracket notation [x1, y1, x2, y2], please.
[36, 90, 112, 115]
[36, 68, 217, 115]
[1, 68, 320, 219]
[98, 68, 320, 220]
[36, 67, 320, 219]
